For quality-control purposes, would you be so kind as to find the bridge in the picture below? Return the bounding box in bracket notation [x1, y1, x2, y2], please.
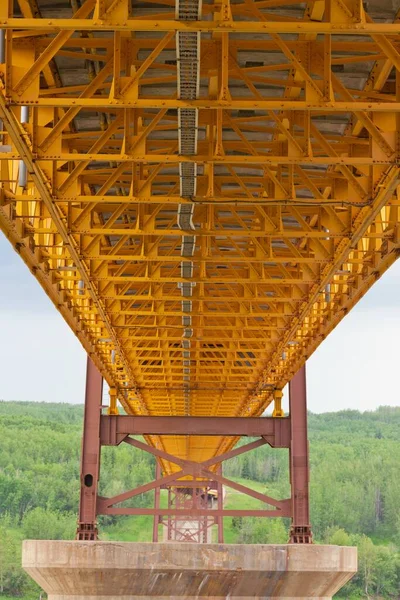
[1, 0, 398, 597]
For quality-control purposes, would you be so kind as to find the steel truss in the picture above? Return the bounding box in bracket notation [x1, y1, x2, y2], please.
[160, 484, 215, 543]
[0, 0, 399, 532]
[1, 3, 399, 439]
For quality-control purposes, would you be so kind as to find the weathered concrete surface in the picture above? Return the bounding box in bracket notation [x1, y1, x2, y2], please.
[22, 541, 357, 599]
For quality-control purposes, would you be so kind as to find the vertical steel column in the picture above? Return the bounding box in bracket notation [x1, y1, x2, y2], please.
[152, 462, 161, 542]
[217, 466, 224, 543]
[76, 357, 103, 540]
[201, 488, 208, 543]
[289, 365, 312, 543]
[167, 488, 173, 541]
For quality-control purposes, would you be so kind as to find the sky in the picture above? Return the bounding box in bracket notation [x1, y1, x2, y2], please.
[0, 234, 399, 412]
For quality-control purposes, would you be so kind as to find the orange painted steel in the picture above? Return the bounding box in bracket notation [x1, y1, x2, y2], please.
[0, 0, 400, 474]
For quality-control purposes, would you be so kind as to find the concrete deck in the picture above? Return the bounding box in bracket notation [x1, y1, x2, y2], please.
[22, 541, 357, 599]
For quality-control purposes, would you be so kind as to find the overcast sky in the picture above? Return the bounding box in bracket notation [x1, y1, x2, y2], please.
[0, 235, 399, 412]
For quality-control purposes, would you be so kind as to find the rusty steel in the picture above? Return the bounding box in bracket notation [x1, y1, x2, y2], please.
[289, 366, 312, 544]
[74, 356, 314, 540]
[152, 462, 161, 543]
[217, 466, 224, 544]
[76, 357, 103, 541]
[76, 357, 313, 540]
[100, 508, 287, 518]
[100, 415, 291, 445]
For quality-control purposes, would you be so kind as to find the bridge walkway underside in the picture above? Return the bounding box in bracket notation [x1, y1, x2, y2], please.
[0, 0, 399, 546]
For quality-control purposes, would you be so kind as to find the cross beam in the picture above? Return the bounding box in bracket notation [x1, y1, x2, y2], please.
[100, 414, 291, 443]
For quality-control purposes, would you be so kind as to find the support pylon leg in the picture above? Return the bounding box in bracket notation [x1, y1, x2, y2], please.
[217, 466, 224, 543]
[76, 357, 103, 540]
[289, 365, 312, 543]
[167, 488, 172, 541]
[152, 462, 161, 542]
[201, 489, 208, 543]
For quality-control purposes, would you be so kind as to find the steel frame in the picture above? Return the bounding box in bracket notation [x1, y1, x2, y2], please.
[159, 485, 214, 543]
[1, 4, 399, 448]
[154, 466, 222, 543]
[77, 359, 311, 543]
[0, 0, 399, 540]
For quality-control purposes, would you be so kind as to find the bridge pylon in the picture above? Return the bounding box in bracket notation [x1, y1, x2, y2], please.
[76, 356, 312, 544]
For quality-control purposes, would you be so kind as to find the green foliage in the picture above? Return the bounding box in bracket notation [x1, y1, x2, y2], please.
[324, 527, 352, 547]
[0, 403, 399, 599]
[224, 406, 400, 545]
[22, 508, 76, 541]
[332, 534, 400, 599]
[0, 520, 40, 598]
[236, 518, 288, 544]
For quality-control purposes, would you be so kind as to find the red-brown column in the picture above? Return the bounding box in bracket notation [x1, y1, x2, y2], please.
[217, 466, 224, 543]
[289, 365, 312, 543]
[76, 357, 103, 540]
[167, 488, 173, 541]
[152, 462, 161, 542]
[201, 488, 208, 543]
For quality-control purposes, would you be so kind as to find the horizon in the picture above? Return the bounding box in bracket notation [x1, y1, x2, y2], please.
[1, 235, 400, 414]
[0, 398, 398, 416]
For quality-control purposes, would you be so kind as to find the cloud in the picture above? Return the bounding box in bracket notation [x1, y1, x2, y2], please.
[306, 307, 400, 412]
[0, 310, 86, 403]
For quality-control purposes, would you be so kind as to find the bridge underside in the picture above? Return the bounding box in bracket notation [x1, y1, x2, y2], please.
[0, 0, 399, 464]
[3, 0, 399, 594]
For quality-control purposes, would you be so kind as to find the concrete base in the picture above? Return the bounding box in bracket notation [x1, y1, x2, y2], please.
[22, 541, 357, 599]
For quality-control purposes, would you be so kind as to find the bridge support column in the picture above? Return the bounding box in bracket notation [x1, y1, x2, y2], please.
[76, 357, 103, 541]
[73, 362, 313, 543]
[289, 365, 312, 543]
[216, 465, 224, 543]
[152, 462, 161, 542]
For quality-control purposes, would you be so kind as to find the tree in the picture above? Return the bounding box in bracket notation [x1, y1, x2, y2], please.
[22, 507, 75, 540]
[355, 535, 377, 599]
[1, 402, 400, 599]
[0, 526, 32, 597]
[241, 457, 251, 480]
[238, 518, 287, 544]
[324, 527, 352, 546]
[373, 545, 398, 598]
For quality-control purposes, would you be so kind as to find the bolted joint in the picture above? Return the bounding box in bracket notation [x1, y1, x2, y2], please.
[289, 525, 313, 544]
[272, 389, 284, 417]
[76, 522, 98, 541]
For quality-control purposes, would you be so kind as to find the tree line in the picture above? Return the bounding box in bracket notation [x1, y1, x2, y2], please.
[0, 402, 399, 599]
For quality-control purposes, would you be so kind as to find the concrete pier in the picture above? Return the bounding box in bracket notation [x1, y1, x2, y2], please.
[22, 541, 357, 599]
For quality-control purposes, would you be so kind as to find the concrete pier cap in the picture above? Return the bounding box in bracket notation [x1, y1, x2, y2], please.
[22, 541, 357, 600]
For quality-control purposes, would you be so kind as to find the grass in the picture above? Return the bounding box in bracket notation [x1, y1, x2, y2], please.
[101, 515, 154, 542]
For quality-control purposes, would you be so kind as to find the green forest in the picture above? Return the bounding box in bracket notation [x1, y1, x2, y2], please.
[0, 401, 399, 599]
